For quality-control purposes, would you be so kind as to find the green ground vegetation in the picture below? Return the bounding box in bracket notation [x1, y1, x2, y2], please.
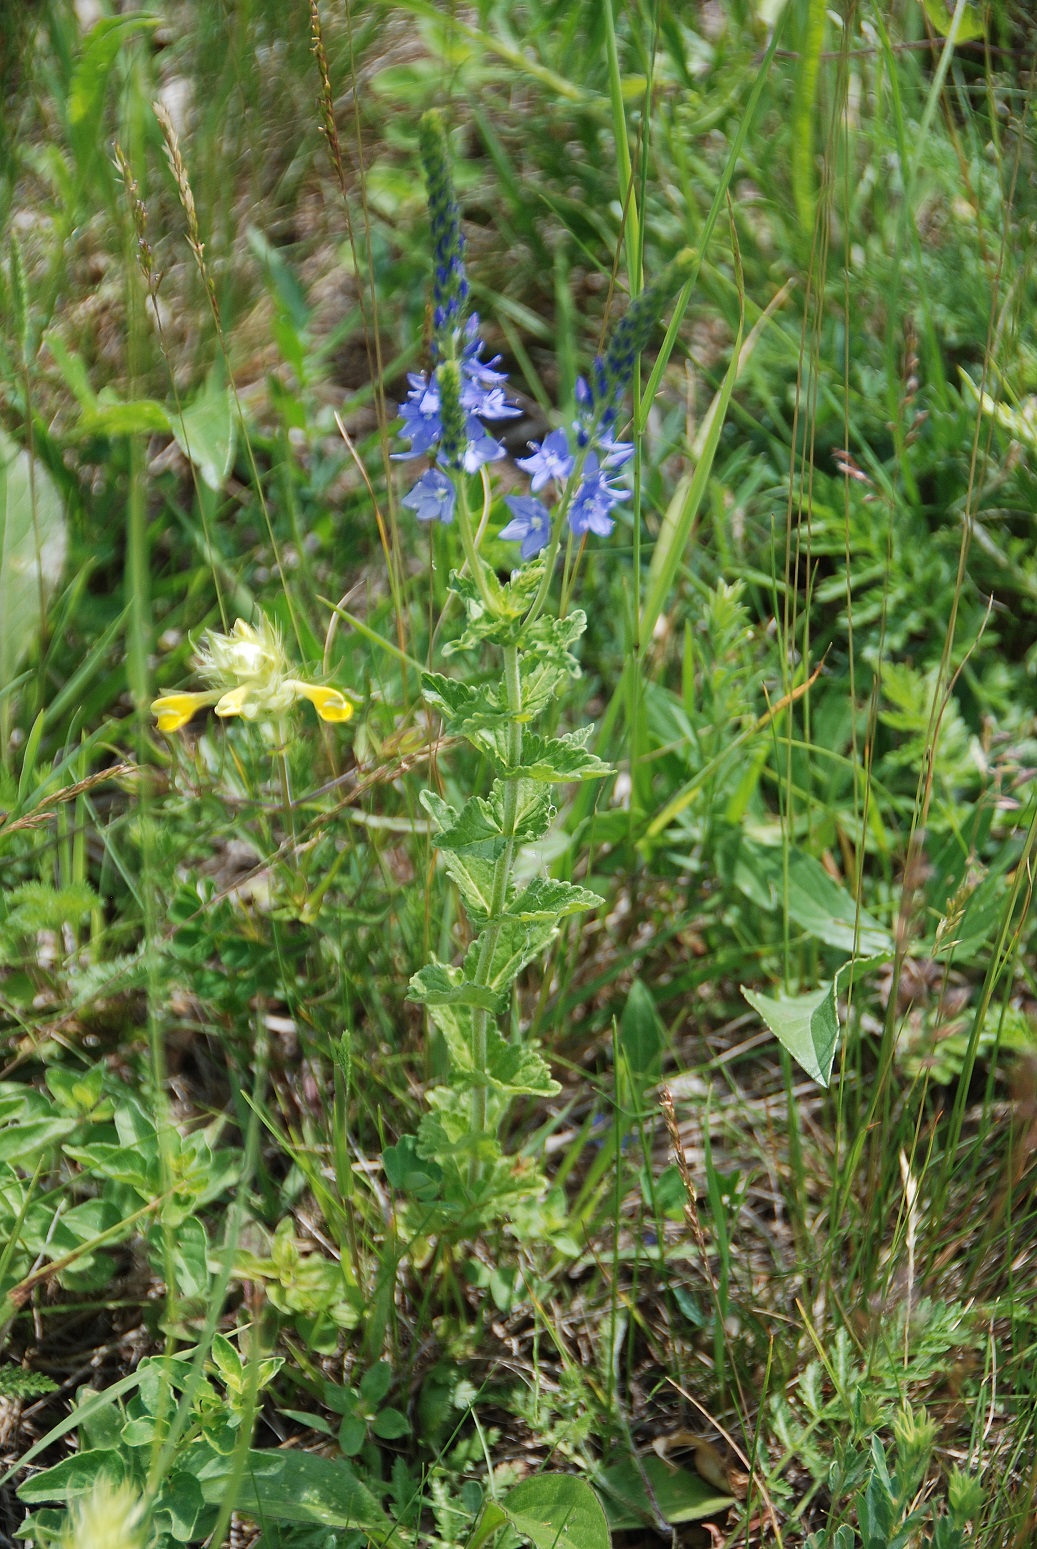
[1, 1, 1037, 1546]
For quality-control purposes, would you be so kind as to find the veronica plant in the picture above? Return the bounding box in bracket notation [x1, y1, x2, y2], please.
[388, 112, 695, 1228]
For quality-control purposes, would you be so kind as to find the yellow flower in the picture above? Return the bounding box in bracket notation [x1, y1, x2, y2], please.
[59, 1477, 146, 1549]
[151, 616, 353, 732]
[151, 690, 219, 731]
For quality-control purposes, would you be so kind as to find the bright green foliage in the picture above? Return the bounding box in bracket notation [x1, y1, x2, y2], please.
[403, 566, 606, 1222]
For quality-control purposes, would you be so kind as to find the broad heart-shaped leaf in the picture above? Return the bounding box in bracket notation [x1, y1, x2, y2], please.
[726, 836, 891, 957]
[171, 374, 237, 491]
[505, 730, 611, 783]
[501, 1474, 611, 1549]
[742, 979, 839, 1087]
[408, 963, 504, 1015]
[597, 1456, 733, 1530]
[196, 1449, 391, 1536]
[0, 430, 68, 692]
[508, 878, 602, 921]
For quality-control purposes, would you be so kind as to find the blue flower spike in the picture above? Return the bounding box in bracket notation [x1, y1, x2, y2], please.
[500, 495, 552, 560]
[418, 110, 469, 338]
[402, 468, 456, 525]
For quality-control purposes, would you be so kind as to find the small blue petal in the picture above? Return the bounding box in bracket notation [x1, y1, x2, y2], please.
[402, 468, 456, 525]
[500, 495, 552, 559]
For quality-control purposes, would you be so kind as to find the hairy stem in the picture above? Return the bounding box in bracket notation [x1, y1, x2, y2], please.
[455, 460, 498, 615]
[468, 642, 523, 1187]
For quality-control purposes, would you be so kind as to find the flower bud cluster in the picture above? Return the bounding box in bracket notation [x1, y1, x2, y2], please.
[418, 110, 469, 336]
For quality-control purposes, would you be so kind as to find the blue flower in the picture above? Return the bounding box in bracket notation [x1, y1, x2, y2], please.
[461, 420, 506, 472]
[394, 373, 442, 459]
[597, 427, 634, 469]
[402, 468, 456, 524]
[499, 495, 552, 560]
[395, 337, 515, 473]
[462, 380, 521, 421]
[517, 428, 574, 492]
[568, 454, 629, 539]
[459, 316, 509, 384]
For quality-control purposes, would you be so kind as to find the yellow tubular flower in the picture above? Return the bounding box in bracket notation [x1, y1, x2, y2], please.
[288, 681, 354, 723]
[151, 616, 353, 732]
[150, 691, 218, 731]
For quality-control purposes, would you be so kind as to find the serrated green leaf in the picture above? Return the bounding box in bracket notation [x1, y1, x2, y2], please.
[484, 1030, 560, 1098]
[420, 672, 482, 719]
[478, 913, 558, 993]
[508, 781, 556, 844]
[442, 850, 498, 920]
[434, 795, 507, 857]
[408, 963, 505, 1015]
[518, 658, 578, 720]
[508, 878, 601, 921]
[506, 730, 611, 782]
[444, 563, 544, 653]
[421, 672, 509, 738]
[418, 1106, 500, 1167]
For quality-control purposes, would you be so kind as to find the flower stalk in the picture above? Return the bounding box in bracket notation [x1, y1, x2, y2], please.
[393, 112, 690, 1224]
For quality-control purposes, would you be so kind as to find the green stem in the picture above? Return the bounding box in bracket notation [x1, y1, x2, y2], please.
[523, 437, 594, 629]
[455, 464, 498, 616]
[467, 643, 523, 1187]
